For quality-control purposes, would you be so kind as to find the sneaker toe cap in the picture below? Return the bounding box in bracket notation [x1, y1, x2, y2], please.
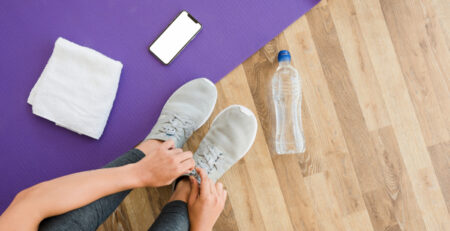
[163, 78, 217, 126]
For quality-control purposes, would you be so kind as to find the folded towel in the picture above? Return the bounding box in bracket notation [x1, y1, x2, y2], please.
[28, 37, 123, 139]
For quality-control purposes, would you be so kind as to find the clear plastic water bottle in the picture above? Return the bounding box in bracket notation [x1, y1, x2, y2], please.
[272, 50, 306, 154]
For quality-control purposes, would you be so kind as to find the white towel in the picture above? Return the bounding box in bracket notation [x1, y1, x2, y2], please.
[28, 37, 123, 139]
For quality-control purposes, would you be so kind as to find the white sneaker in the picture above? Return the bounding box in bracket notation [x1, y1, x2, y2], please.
[192, 105, 258, 182]
[146, 78, 217, 148]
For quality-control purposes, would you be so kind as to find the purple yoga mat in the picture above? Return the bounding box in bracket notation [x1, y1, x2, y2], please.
[0, 0, 319, 212]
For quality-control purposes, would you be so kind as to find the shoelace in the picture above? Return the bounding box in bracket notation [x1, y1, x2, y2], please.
[195, 144, 224, 175]
[158, 113, 195, 142]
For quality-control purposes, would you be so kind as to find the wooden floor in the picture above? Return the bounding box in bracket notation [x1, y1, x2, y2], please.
[99, 0, 450, 230]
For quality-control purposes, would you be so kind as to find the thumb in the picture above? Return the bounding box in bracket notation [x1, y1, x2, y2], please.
[188, 176, 199, 204]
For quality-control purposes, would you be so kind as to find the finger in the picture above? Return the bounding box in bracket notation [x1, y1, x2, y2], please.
[162, 139, 175, 149]
[176, 151, 193, 162]
[197, 167, 210, 198]
[222, 190, 228, 203]
[216, 182, 224, 196]
[188, 176, 199, 204]
[178, 158, 195, 173]
[209, 178, 216, 195]
[169, 148, 183, 154]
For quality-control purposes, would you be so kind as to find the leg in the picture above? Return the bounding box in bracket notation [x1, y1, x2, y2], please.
[39, 140, 162, 231]
[148, 178, 191, 231]
[39, 78, 218, 231]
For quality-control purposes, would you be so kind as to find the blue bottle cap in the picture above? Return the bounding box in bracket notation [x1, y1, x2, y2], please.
[278, 50, 291, 62]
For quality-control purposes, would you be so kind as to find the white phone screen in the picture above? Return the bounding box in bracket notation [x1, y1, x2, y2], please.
[149, 11, 202, 64]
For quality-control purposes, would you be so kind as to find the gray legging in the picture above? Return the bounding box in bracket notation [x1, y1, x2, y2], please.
[38, 149, 190, 231]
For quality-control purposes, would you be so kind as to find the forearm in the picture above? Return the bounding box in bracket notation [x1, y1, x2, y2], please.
[34, 164, 140, 216]
[0, 164, 141, 229]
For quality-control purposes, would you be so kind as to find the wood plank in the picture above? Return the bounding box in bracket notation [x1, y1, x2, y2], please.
[428, 141, 450, 212]
[304, 4, 442, 231]
[362, 189, 399, 231]
[283, 16, 348, 173]
[327, 0, 390, 131]
[261, 2, 383, 230]
[219, 160, 265, 231]
[369, 126, 427, 231]
[304, 173, 346, 231]
[284, 16, 347, 159]
[429, 0, 450, 47]
[145, 186, 172, 220]
[122, 188, 154, 231]
[352, 0, 427, 168]
[213, 199, 239, 231]
[270, 154, 321, 231]
[353, 0, 450, 229]
[380, 0, 449, 146]
[306, 0, 381, 200]
[98, 202, 133, 231]
[419, 0, 450, 129]
[243, 16, 361, 230]
[342, 210, 374, 231]
[286, 4, 374, 230]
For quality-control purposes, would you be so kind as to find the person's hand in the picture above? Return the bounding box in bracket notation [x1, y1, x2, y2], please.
[188, 167, 227, 231]
[132, 139, 195, 187]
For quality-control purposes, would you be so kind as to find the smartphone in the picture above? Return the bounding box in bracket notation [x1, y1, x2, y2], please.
[149, 11, 202, 65]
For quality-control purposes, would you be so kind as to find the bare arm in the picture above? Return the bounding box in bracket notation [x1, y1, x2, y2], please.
[0, 165, 139, 230]
[0, 140, 195, 230]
